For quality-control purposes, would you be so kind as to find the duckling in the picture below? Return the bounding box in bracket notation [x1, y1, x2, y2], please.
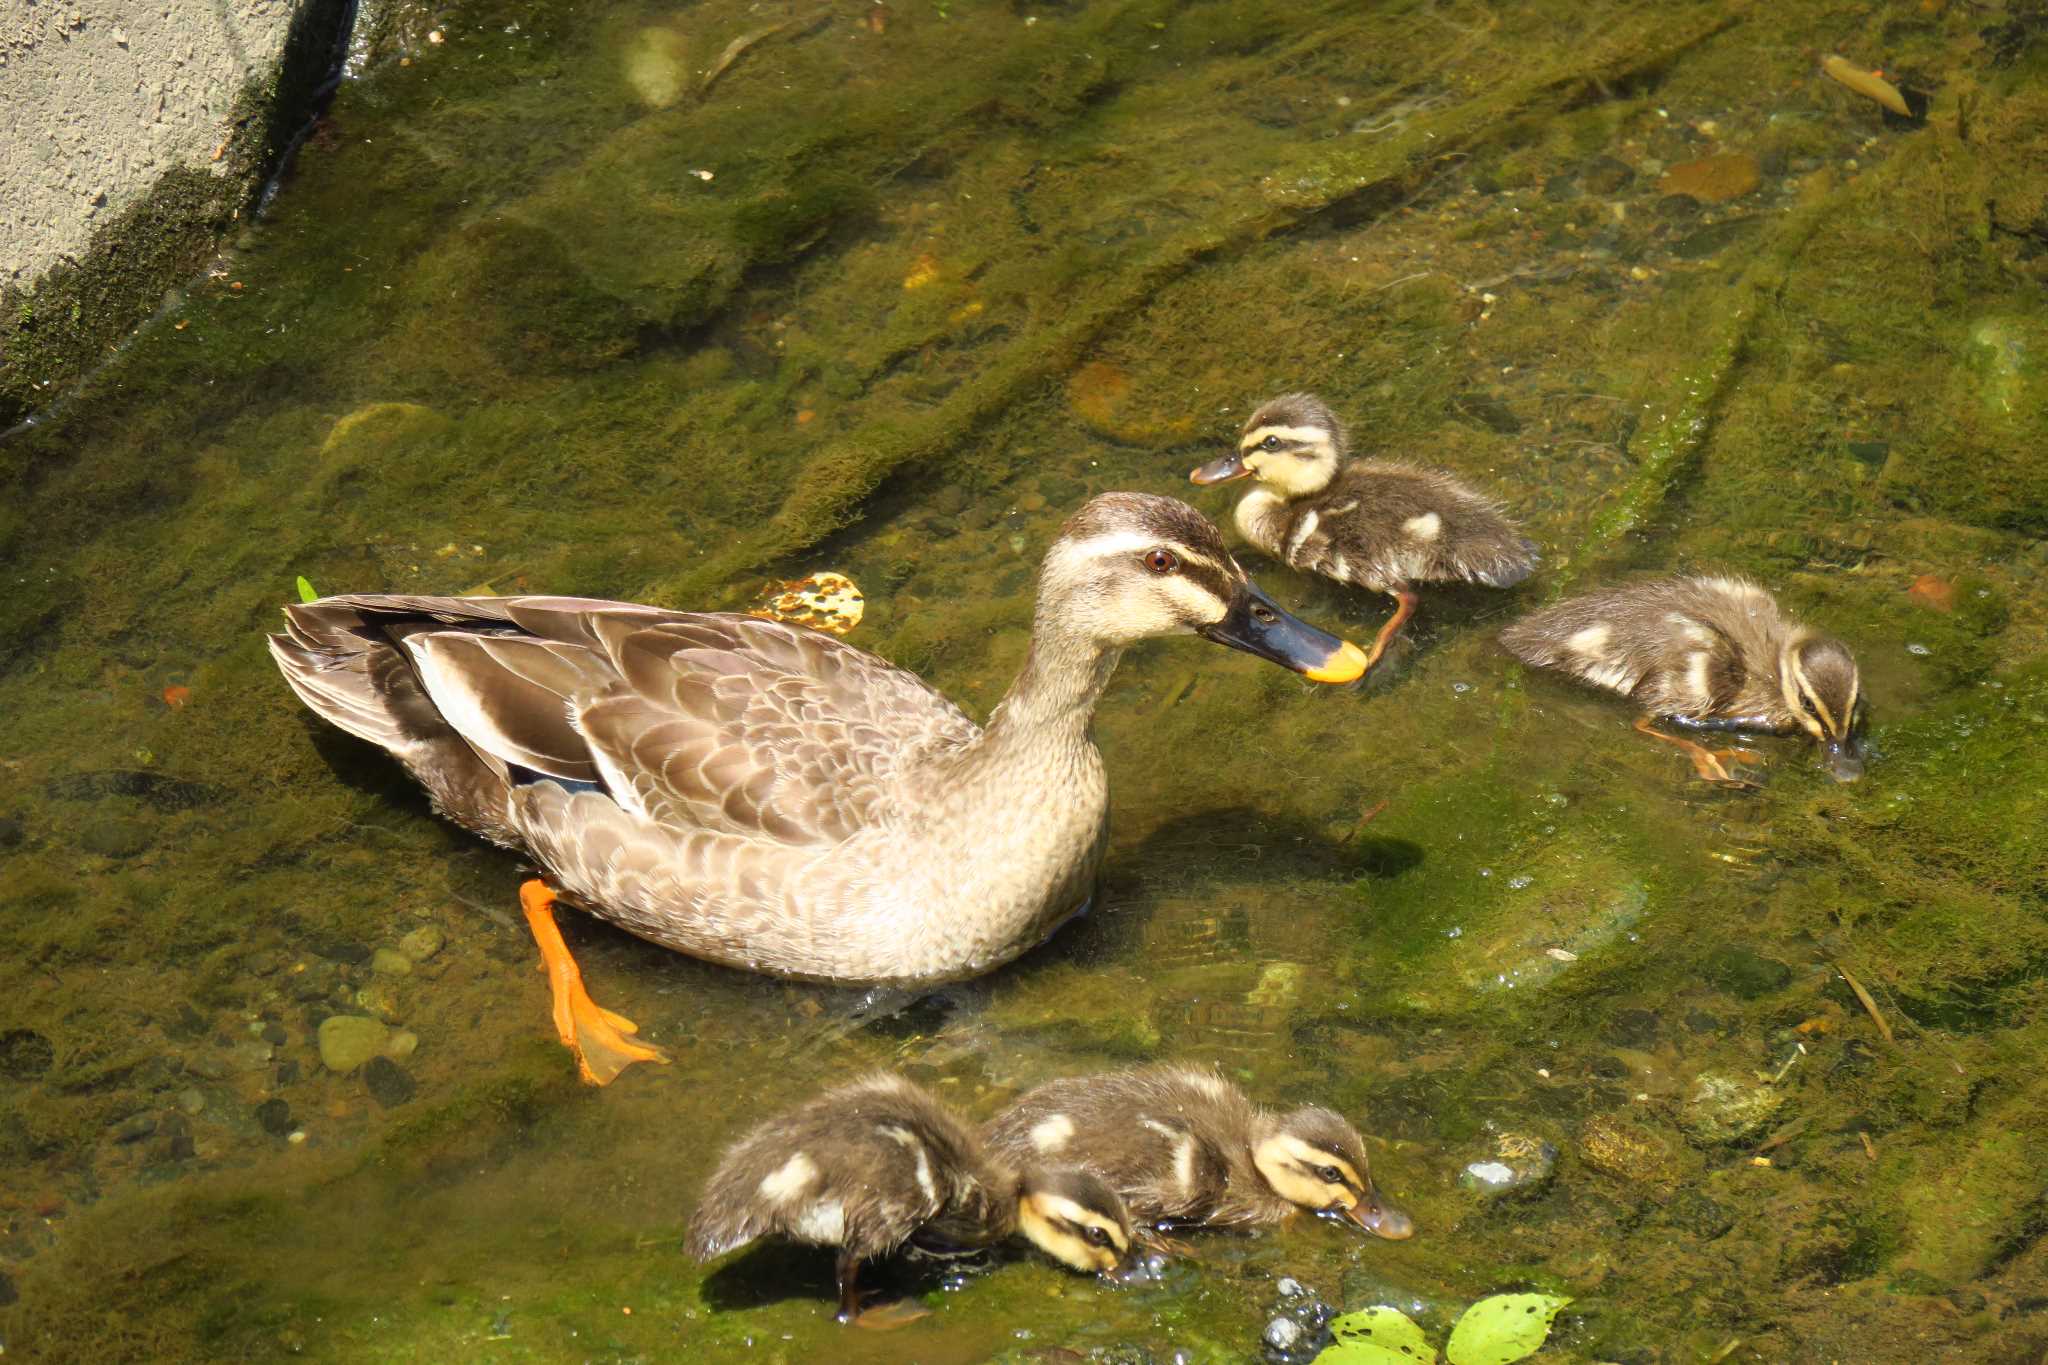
[981, 1064, 1412, 1241]
[689, 1073, 1132, 1324]
[1191, 392, 1539, 675]
[1499, 575, 1867, 784]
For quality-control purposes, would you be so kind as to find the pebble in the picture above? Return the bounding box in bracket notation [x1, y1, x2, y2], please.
[1459, 1131, 1558, 1197]
[371, 947, 414, 976]
[353, 982, 402, 1020]
[1579, 1115, 1681, 1189]
[177, 1088, 205, 1115]
[1680, 1072, 1785, 1145]
[362, 1055, 417, 1108]
[228, 1039, 274, 1072]
[397, 926, 444, 961]
[317, 1015, 391, 1073]
[256, 1097, 294, 1137]
[1263, 1317, 1304, 1352]
[385, 1030, 420, 1060]
[110, 1111, 159, 1143]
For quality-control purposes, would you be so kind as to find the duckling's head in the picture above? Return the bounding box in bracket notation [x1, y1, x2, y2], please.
[1014, 1167, 1134, 1273]
[1039, 492, 1366, 682]
[1189, 392, 1346, 497]
[1779, 632, 1866, 782]
[1251, 1106, 1414, 1240]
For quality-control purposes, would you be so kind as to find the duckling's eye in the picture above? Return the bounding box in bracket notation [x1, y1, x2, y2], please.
[1084, 1225, 1112, 1247]
[1317, 1165, 1345, 1184]
[1260, 435, 1282, 451]
[1143, 549, 1179, 574]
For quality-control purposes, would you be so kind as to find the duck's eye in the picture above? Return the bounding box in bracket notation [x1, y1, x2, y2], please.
[1084, 1225, 1112, 1248]
[1144, 549, 1179, 574]
[1261, 435, 1282, 451]
[1318, 1165, 1345, 1185]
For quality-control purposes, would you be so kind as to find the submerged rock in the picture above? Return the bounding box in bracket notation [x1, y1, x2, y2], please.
[1680, 1072, 1785, 1144]
[1578, 1115, 1681, 1190]
[397, 926, 445, 962]
[363, 1056, 416, 1108]
[1460, 1131, 1559, 1198]
[1656, 152, 1760, 202]
[317, 1015, 390, 1073]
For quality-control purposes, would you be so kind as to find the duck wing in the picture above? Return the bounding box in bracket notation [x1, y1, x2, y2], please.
[280, 594, 978, 847]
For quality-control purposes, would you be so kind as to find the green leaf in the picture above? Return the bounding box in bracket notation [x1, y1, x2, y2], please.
[1444, 1293, 1571, 1365]
[295, 575, 319, 603]
[1314, 1306, 1438, 1364]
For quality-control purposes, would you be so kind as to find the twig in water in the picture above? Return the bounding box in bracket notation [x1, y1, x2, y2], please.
[1707, 1339, 1743, 1364]
[1833, 961, 1895, 1043]
[1859, 1131, 1878, 1161]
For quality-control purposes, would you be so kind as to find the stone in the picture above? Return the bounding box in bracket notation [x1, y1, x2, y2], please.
[353, 982, 402, 1021]
[1459, 1131, 1558, 1198]
[1604, 1008, 1662, 1048]
[151, 1112, 194, 1161]
[362, 1056, 416, 1108]
[1656, 152, 1759, 202]
[1579, 1115, 1681, 1190]
[397, 926, 444, 962]
[110, 1111, 158, 1143]
[370, 947, 413, 976]
[1704, 945, 1793, 999]
[176, 1088, 205, 1115]
[255, 1097, 293, 1136]
[317, 1015, 391, 1073]
[1680, 1072, 1785, 1145]
[1263, 1316, 1303, 1352]
[385, 1030, 419, 1060]
[0, 1028, 55, 1081]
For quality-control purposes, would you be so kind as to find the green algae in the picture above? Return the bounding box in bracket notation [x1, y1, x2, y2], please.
[4, 0, 2048, 1361]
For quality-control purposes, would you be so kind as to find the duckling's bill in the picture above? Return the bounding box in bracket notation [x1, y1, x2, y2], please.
[1189, 450, 1250, 485]
[1198, 579, 1368, 684]
[1338, 1186, 1416, 1240]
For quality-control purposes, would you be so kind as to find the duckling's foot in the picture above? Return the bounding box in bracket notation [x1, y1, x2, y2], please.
[519, 880, 671, 1085]
[1137, 1228, 1198, 1258]
[850, 1299, 931, 1330]
[1633, 718, 1760, 789]
[1362, 589, 1420, 676]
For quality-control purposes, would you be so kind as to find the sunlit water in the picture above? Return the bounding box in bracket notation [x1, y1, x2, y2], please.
[3, 2, 2045, 1361]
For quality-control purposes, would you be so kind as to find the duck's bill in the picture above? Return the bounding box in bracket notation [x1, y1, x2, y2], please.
[1335, 1189, 1415, 1241]
[1189, 451, 1251, 485]
[1199, 580, 1368, 684]
[1823, 736, 1866, 783]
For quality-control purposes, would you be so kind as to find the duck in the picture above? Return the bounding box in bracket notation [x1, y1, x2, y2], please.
[1498, 574, 1867, 785]
[1191, 392, 1539, 675]
[687, 1072, 1132, 1324]
[980, 1064, 1413, 1241]
[269, 493, 1368, 1084]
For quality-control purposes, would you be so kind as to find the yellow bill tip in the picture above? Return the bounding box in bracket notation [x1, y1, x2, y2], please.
[1305, 640, 1369, 684]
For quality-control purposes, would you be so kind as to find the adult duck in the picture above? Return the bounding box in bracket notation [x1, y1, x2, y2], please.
[270, 493, 1366, 1082]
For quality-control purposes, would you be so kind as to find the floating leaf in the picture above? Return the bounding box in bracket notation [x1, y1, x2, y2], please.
[295, 575, 319, 604]
[1444, 1293, 1571, 1365]
[1314, 1306, 1438, 1364]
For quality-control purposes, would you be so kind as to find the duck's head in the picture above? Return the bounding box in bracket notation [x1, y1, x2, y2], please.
[1041, 492, 1366, 683]
[1190, 392, 1346, 497]
[1779, 632, 1867, 782]
[1015, 1167, 1134, 1274]
[1251, 1105, 1414, 1240]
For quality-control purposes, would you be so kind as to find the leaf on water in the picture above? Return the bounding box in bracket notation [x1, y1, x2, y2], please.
[295, 575, 319, 603]
[1314, 1306, 1439, 1364]
[1444, 1293, 1571, 1365]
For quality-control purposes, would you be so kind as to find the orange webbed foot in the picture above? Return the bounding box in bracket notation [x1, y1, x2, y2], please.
[520, 880, 671, 1085]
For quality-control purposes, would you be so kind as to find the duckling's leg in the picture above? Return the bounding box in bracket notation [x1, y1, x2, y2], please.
[1632, 716, 1760, 788]
[1137, 1227, 1198, 1258]
[519, 879, 670, 1085]
[1362, 589, 1420, 674]
[835, 1252, 928, 1328]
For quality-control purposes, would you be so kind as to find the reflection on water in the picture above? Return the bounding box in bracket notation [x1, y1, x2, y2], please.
[3, 0, 2047, 1360]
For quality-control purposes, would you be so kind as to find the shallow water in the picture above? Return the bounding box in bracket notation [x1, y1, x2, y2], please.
[3, 1, 2046, 1361]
